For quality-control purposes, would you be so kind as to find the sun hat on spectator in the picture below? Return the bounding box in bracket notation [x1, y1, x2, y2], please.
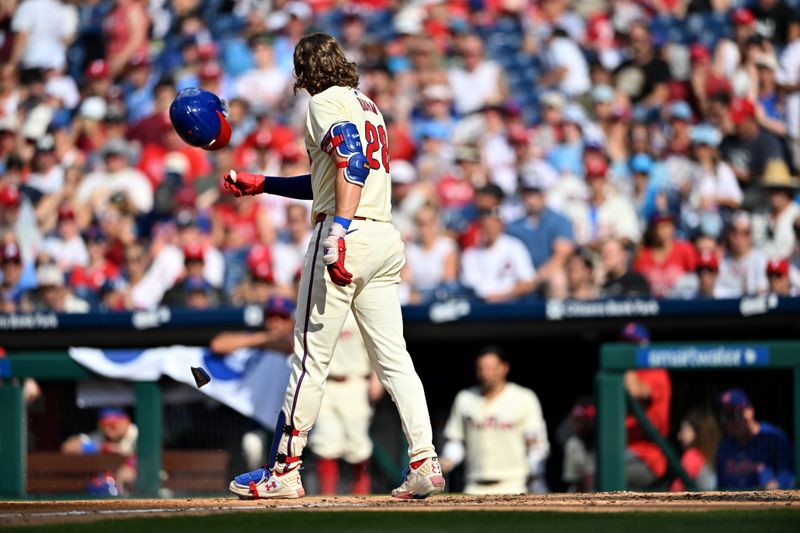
[423, 84, 452, 102]
[668, 101, 693, 122]
[85, 59, 111, 80]
[690, 124, 722, 147]
[591, 85, 614, 104]
[766, 258, 789, 277]
[390, 160, 417, 185]
[755, 54, 779, 72]
[37, 264, 65, 287]
[630, 153, 653, 175]
[729, 98, 756, 126]
[79, 96, 108, 121]
[732, 8, 755, 27]
[539, 91, 566, 110]
[1, 242, 21, 263]
[761, 159, 800, 190]
[0, 186, 21, 208]
[264, 295, 296, 318]
[696, 251, 720, 272]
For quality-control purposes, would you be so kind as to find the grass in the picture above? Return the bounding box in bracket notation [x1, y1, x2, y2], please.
[4, 509, 800, 533]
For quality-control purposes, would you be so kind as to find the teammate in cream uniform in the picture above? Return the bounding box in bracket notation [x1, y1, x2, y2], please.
[440, 347, 550, 494]
[223, 33, 443, 499]
[310, 312, 383, 494]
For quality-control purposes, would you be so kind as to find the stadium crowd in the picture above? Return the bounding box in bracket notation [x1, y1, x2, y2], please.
[1, 0, 800, 312]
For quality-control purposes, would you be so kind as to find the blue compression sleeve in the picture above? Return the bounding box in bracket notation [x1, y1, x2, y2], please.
[263, 174, 314, 200]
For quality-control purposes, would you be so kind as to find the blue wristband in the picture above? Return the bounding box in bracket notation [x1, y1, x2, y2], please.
[333, 216, 352, 230]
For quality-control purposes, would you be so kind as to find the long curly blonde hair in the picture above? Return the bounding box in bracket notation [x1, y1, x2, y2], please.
[293, 33, 359, 95]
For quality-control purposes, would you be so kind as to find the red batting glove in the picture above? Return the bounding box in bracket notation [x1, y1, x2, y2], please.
[221, 169, 264, 197]
[323, 236, 353, 286]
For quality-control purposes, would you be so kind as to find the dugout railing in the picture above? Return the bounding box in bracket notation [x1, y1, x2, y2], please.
[0, 351, 404, 499]
[596, 341, 800, 491]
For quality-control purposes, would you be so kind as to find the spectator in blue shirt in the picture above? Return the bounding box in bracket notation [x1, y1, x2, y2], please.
[506, 172, 575, 298]
[715, 389, 795, 490]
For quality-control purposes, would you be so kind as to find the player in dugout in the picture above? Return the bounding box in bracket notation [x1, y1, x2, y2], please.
[439, 346, 550, 494]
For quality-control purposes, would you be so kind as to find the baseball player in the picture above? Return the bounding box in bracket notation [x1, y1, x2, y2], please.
[310, 312, 383, 494]
[222, 33, 443, 499]
[440, 347, 550, 494]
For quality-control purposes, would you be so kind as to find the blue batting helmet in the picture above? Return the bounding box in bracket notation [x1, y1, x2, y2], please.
[169, 88, 231, 151]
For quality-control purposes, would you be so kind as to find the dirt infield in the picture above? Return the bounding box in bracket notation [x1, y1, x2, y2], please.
[1, 491, 798, 527]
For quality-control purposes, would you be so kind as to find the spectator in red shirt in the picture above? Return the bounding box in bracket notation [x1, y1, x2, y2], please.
[620, 323, 672, 489]
[634, 212, 698, 297]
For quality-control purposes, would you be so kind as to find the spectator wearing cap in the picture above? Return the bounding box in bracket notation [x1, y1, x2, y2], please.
[69, 227, 121, 303]
[211, 294, 296, 356]
[84, 60, 113, 99]
[663, 102, 693, 157]
[620, 323, 672, 489]
[716, 211, 769, 298]
[32, 263, 89, 313]
[566, 247, 598, 300]
[628, 153, 659, 228]
[671, 250, 722, 299]
[689, 44, 733, 119]
[633, 211, 697, 298]
[76, 139, 153, 214]
[751, 0, 800, 48]
[720, 98, 785, 207]
[716, 388, 795, 490]
[7, 0, 77, 73]
[752, 159, 800, 259]
[599, 237, 651, 298]
[755, 53, 787, 138]
[458, 183, 505, 250]
[235, 35, 290, 115]
[447, 34, 506, 116]
[42, 205, 89, 271]
[613, 21, 671, 108]
[0, 186, 34, 255]
[412, 84, 455, 145]
[461, 207, 536, 303]
[686, 124, 742, 235]
[122, 51, 157, 124]
[589, 84, 617, 129]
[564, 157, 640, 247]
[174, 213, 225, 289]
[506, 172, 575, 298]
[402, 204, 459, 305]
[546, 104, 587, 178]
[538, 27, 590, 97]
[25, 134, 64, 197]
[0, 242, 34, 313]
[766, 258, 797, 296]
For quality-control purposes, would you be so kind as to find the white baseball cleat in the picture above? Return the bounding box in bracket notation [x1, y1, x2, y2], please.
[228, 465, 305, 499]
[391, 457, 446, 499]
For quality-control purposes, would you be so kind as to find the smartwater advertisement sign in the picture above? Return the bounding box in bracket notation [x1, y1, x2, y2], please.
[636, 346, 770, 368]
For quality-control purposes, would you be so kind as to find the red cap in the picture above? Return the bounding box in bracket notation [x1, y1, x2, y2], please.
[766, 258, 789, 276]
[197, 42, 218, 62]
[183, 243, 205, 262]
[1, 242, 21, 263]
[175, 186, 197, 208]
[247, 244, 275, 283]
[690, 44, 710, 64]
[254, 130, 272, 149]
[585, 157, 608, 178]
[730, 98, 756, 126]
[0, 186, 21, 207]
[86, 59, 111, 80]
[128, 51, 150, 69]
[507, 124, 529, 145]
[57, 205, 75, 221]
[696, 251, 719, 272]
[732, 8, 755, 26]
[199, 62, 222, 81]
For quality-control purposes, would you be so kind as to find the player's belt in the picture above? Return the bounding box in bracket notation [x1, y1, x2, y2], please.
[315, 213, 371, 223]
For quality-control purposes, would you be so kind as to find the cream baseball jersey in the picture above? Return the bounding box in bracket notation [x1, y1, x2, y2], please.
[444, 383, 548, 483]
[305, 86, 392, 222]
[328, 312, 371, 378]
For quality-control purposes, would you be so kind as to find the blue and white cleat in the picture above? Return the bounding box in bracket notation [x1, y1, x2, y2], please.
[391, 457, 445, 499]
[228, 466, 305, 499]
